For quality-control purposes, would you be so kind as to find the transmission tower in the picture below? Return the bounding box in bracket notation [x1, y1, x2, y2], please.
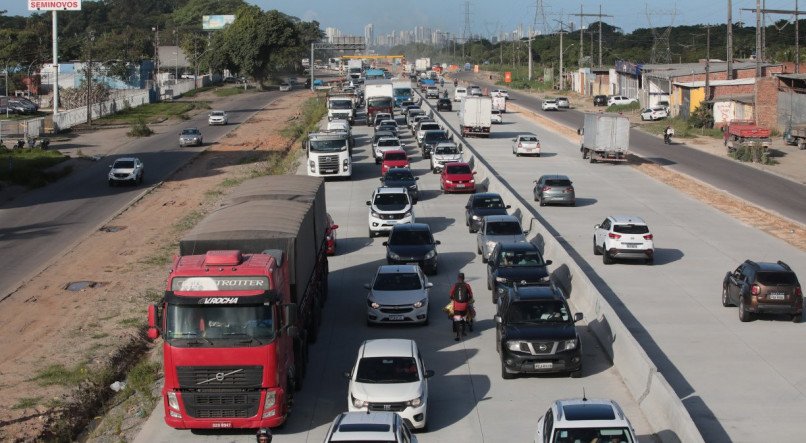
[532, 0, 548, 36]
[646, 4, 677, 65]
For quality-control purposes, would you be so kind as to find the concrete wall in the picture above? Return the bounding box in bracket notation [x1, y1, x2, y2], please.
[419, 93, 705, 443]
[53, 89, 150, 131]
[777, 89, 806, 130]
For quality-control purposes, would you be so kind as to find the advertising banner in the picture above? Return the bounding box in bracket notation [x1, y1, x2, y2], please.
[28, 0, 81, 10]
[202, 15, 235, 30]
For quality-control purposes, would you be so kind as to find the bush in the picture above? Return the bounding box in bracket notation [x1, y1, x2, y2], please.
[127, 118, 153, 137]
[729, 143, 776, 165]
[688, 103, 714, 128]
[606, 101, 641, 113]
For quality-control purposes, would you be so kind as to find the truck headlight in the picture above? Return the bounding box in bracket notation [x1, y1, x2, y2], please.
[486, 241, 497, 251]
[562, 339, 578, 351]
[495, 276, 508, 283]
[506, 341, 529, 352]
[167, 392, 180, 411]
[424, 250, 436, 259]
[471, 215, 481, 220]
[352, 395, 368, 408]
[389, 251, 401, 260]
[263, 390, 277, 410]
[413, 298, 427, 308]
[406, 396, 423, 407]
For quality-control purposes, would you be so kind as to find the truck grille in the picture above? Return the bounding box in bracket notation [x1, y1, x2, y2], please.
[378, 212, 406, 220]
[318, 155, 340, 174]
[526, 341, 558, 355]
[177, 366, 263, 389]
[332, 113, 350, 120]
[183, 392, 261, 418]
[368, 401, 407, 412]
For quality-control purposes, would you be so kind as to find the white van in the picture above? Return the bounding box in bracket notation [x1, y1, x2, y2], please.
[454, 87, 467, 102]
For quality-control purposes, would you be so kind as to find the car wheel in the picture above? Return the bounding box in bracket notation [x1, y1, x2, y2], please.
[793, 314, 801, 323]
[539, 196, 545, 207]
[477, 244, 482, 255]
[602, 246, 613, 264]
[536, 153, 541, 157]
[368, 228, 375, 238]
[533, 190, 539, 201]
[721, 287, 733, 307]
[482, 254, 488, 264]
[739, 298, 752, 322]
[487, 278, 491, 290]
[646, 256, 654, 265]
[593, 238, 601, 255]
[501, 359, 515, 380]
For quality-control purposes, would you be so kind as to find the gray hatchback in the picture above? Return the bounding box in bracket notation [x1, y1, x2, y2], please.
[533, 174, 575, 206]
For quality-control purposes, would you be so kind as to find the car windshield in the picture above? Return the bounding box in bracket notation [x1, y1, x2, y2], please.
[486, 221, 522, 235]
[507, 300, 570, 323]
[756, 272, 798, 285]
[499, 250, 544, 267]
[330, 100, 352, 109]
[355, 357, 420, 383]
[384, 170, 414, 181]
[182, 129, 199, 135]
[114, 160, 135, 169]
[424, 132, 449, 143]
[421, 124, 440, 131]
[210, 111, 225, 116]
[310, 139, 347, 152]
[435, 145, 459, 155]
[552, 427, 634, 443]
[374, 133, 394, 143]
[393, 88, 412, 97]
[545, 179, 572, 186]
[613, 224, 649, 234]
[474, 196, 505, 209]
[545, 100, 556, 104]
[378, 139, 400, 147]
[389, 229, 432, 245]
[373, 272, 422, 291]
[446, 164, 471, 174]
[385, 152, 407, 161]
[519, 136, 538, 142]
[165, 304, 275, 343]
[374, 193, 409, 209]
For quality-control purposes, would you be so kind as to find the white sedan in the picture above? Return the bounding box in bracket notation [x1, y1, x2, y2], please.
[491, 110, 503, 124]
[512, 134, 541, 157]
[491, 89, 510, 99]
[207, 110, 228, 125]
[541, 99, 558, 111]
[640, 106, 669, 121]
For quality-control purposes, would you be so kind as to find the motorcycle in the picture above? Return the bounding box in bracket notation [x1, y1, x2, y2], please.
[664, 133, 672, 144]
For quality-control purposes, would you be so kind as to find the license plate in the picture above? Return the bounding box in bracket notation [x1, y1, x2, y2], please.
[212, 423, 232, 428]
[456, 184, 465, 188]
[624, 244, 638, 248]
[534, 363, 553, 369]
[389, 315, 405, 321]
[769, 293, 786, 300]
[325, 169, 336, 173]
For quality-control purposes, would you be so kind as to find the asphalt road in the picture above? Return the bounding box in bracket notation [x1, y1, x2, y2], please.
[0, 90, 283, 300]
[421, 85, 806, 443]
[455, 73, 806, 224]
[133, 106, 654, 442]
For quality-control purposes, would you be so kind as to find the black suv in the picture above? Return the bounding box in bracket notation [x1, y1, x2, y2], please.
[421, 130, 451, 159]
[722, 260, 802, 322]
[437, 98, 452, 111]
[383, 223, 440, 274]
[487, 242, 552, 302]
[380, 168, 419, 203]
[495, 284, 583, 379]
[593, 95, 607, 106]
[465, 192, 511, 233]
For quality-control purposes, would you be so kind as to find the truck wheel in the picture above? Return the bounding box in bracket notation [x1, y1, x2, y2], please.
[799, 141, 806, 150]
[581, 148, 587, 159]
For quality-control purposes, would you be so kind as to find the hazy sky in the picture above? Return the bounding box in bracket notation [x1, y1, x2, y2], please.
[7, 0, 802, 35]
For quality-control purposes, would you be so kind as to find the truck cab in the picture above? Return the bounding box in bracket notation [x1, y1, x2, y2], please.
[306, 131, 352, 178]
[327, 96, 355, 123]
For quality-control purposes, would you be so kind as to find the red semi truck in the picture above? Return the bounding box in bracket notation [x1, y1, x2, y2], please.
[147, 175, 329, 430]
[723, 120, 772, 153]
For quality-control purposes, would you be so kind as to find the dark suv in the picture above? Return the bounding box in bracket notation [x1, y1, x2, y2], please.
[722, 260, 802, 322]
[420, 130, 451, 159]
[593, 95, 607, 106]
[437, 98, 452, 111]
[465, 193, 511, 233]
[383, 223, 440, 275]
[487, 242, 552, 302]
[495, 284, 583, 379]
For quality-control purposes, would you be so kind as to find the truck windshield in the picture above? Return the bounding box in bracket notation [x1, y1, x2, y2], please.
[507, 300, 570, 323]
[329, 100, 352, 109]
[393, 88, 412, 98]
[553, 428, 634, 443]
[355, 357, 420, 383]
[165, 304, 275, 343]
[310, 139, 348, 152]
[368, 98, 393, 107]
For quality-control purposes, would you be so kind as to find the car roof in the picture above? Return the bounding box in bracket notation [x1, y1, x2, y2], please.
[609, 215, 648, 225]
[182, 128, 200, 131]
[375, 186, 408, 194]
[511, 284, 560, 301]
[210, 110, 225, 113]
[496, 241, 539, 252]
[484, 214, 520, 223]
[329, 412, 397, 441]
[360, 338, 416, 358]
[539, 174, 571, 181]
[391, 222, 431, 233]
[113, 157, 139, 163]
[517, 133, 537, 138]
[473, 192, 503, 200]
[743, 260, 795, 272]
[552, 398, 632, 429]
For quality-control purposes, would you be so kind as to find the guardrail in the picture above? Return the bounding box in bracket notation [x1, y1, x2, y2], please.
[416, 90, 704, 443]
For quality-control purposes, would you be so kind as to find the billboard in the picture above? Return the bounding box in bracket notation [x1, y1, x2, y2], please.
[28, 0, 82, 10]
[202, 15, 235, 30]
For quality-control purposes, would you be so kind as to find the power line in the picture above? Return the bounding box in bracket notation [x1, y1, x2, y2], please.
[740, 3, 803, 74]
[646, 4, 678, 65]
[570, 4, 613, 67]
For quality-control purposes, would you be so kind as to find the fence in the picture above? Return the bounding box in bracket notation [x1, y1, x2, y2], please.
[52, 89, 150, 131]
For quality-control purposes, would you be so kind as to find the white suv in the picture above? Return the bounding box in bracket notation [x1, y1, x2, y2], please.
[533, 398, 638, 443]
[108, 157, 144, 186]
[607, 95, 637, 106]
[593, 215, 654, 265]
[367, 187, 415, 237]
[324, 411, 418, 442]
[207, 110, 228, 125]
[346, 339, 433, 430]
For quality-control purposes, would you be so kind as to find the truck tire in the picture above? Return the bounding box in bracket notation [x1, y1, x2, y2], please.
[581, 148, 587, 159]
[589, 153, 596, 164]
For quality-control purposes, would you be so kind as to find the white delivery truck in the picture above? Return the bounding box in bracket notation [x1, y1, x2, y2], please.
[327, 94, 355, 123]
[492, 95, 507, 113]
[306, 131, 352, 178]
[579, 112, 631, 163]
[415, 58, 430, 73]
[364, 80, 395, 126]
[458, 96, 492, 138]
[347, 59, 363, 82]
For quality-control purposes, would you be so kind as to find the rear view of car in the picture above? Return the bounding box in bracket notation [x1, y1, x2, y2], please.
[593, 216, 654, 265]
[324, 411, 417, 442]
[533, 175, 575, 206]
[722, 260, 802, 322]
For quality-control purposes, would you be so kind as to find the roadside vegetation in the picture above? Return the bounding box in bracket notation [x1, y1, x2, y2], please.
[0, 148, 71, 188]
[127, 117, 154, 137]
[280, 94, 327, 140]
[98, 101, 210, 126]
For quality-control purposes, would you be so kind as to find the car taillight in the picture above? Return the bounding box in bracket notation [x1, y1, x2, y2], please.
[751, 284, 760, 295]
[565, 187, 574, 193]
[542, 186, 551, 191]
[795, 286, 802, 297]
[643, 234, 653, 240]
[608, 233, 621, 239]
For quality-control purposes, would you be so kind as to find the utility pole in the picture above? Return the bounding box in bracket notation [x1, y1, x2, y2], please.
[727, 0, 733, 79]
[174, 29, 179, 84]
[528, 26, 534, 80]
[579, 5, 583, 67]
[153, 26, 160, 95]
[705, 25, 711, 101]
[555, 19, 570, 90]
[598, 5, 603, 67]
[798, 0, 801, 73]
[572, 5, 613, 67]
[52, 11, 60, 117]
[740, 4, 803, 76]
[755, 0, 762, 76]
[762, 0, 766, 62]
[86, 30, 95, 127]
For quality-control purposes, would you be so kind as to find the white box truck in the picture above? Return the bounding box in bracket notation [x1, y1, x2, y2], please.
[364, 80, 394, 126]
[579, 112, 630, 163]
[347, 59, 363, 82]
[415, 58, 430, 73]
[458, 96, 492, 138]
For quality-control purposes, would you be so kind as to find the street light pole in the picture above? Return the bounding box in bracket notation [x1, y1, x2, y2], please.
[86, 30, 95, 127]
[52, 10, 59, 117]
[174, 29, 179, 84]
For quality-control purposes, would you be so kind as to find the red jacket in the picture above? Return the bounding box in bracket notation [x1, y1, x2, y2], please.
[449, 282, 474, 313]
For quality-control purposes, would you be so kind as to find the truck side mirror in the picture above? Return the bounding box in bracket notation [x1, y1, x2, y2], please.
[574, 312, 584, 322]
[343, 371, 352, 379]
[545, 260, 553, 265]
[577, 128, 583, 135]
[147, 304, 160, 340]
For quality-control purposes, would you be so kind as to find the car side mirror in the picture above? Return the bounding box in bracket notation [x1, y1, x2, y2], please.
[424, 369, 435, 378]
[506, 205, 511, 209]
[331, 225, 339, 230]
[363, 283, 371, 289]
[382, 241, 388, 246]
[366, 201, 371, 206]
[434, 240, 441, 245]
[574, 312, 584, 322]
[425, 282, 434, 289]
[472, 171, 477, 175]
[494, 315, 502, 323]
[545, 260, 553, 265]
[379, 177, 384, 182]
[594, 224, 600, 229]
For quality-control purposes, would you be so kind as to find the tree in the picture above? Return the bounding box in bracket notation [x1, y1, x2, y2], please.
[172, 0, 247, 28]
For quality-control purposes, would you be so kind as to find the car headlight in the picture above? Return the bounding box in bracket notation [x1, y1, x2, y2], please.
[562, 339, 578, 351]
[486, 241, 497, 251]
[495, 276, 508, 283]
[403, 211, 412, 218]
[167, 392, 180, 410]
[413, 298, 427, 308]
[424, 249, 436, 259]
[371, 210, 380, 218]
[389, 251, 401, 260]
[352, 395, 368, 408]
[471, 215, 481, 220]
[370, 300, 380, 309]
[469, 179, 475, 183]
[445, 180, 453, 184]
[309, 160, 315, 167]
[407, 396, 423, 407]
[506, 340, 529, 352]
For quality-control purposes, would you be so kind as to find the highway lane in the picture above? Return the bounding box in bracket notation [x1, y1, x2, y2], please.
[134, 107, 654, 442]
[421, 87, 806, 442]
[455, 73, 806, 224]
[0, 90, 283, 300]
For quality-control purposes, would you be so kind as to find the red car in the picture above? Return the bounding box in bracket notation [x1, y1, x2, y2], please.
[381, 149, 409, 174]
[326, 213, 339, 255]
[440, 161, 476, 193]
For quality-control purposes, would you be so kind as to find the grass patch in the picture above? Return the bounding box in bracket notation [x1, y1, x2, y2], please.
[127, 117, 154, 137]
[0, 148, 71, 188]
[214, 87, 247, 97]
[91, 332, 109, 340]
[12, 396, 42, 409]
[119, 317, 144, 328]
[144, 288, 163, 304]
[180, 85, 215, 98]
[606, 101, 641, 113]
[279, 95, 327, 141]
[642, 118, 726, 139]
[140, 242, 176, 267]
[31, 363, 89, 387]
[100, 101, 209, 124]
[174, 210, 204, 232]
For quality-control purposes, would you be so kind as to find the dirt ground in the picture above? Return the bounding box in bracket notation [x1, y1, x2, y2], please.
[0, 89, 311, 442]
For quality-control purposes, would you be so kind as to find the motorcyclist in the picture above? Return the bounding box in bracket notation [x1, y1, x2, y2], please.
[442, 90, 449, 99]
[440, 78, 444, 87]
[256, 428, 272, 443]
[448, 273, 475, 341]
[453, 79, 458, 87]
[664, 125, 673, 144]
